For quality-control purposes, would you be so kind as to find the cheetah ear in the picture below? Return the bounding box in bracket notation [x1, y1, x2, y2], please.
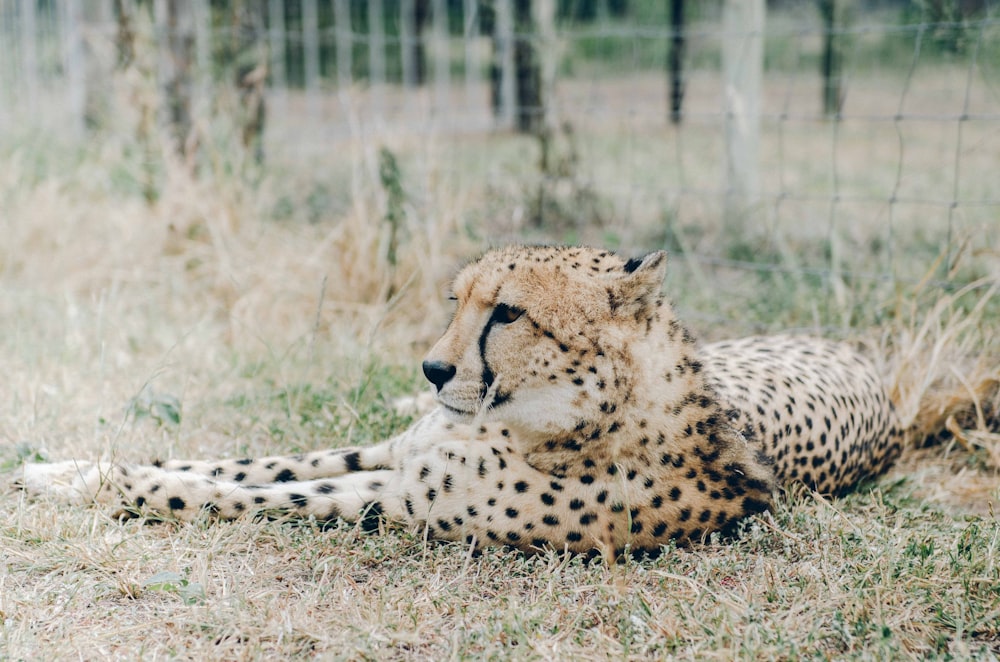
[612, 250, 667, 317]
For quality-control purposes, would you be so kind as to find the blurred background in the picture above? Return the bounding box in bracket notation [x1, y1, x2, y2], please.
[0, 0, 998, 345]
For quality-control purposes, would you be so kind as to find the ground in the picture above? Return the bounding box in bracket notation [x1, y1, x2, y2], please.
[1, 58, 999, 659]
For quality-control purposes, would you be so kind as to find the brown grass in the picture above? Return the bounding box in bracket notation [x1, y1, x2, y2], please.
[2, 57, 999, 658]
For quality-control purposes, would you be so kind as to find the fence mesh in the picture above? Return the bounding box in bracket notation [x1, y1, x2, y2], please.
[1, 1, 998, 333]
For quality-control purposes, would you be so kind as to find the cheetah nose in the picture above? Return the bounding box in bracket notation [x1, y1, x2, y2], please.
[422, 360, 456, 391]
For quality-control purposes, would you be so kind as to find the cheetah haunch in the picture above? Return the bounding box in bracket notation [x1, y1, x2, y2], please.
[19, 245, 907, 557]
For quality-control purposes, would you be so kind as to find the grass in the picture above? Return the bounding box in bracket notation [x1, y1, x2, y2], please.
[2, 41, 999, 659]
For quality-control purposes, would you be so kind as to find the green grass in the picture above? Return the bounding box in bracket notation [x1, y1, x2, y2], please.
[1, 49, 999, 659]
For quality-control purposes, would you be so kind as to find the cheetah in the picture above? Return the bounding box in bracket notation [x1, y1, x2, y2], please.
[19, 245, 910, 557]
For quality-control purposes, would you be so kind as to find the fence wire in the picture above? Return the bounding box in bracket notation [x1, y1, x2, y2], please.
[1, 1, 997, 312]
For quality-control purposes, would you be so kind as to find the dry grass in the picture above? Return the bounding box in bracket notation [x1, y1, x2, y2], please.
[2, 60, 999, 659]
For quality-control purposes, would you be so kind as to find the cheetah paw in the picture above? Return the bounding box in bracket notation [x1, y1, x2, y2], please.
[392, 391, 438, 416]
[16, 460, 100, 504]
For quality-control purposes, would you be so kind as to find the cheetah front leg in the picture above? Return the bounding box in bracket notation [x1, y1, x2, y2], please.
[20, 458, 397, 523]
[144, 409, 449, 484]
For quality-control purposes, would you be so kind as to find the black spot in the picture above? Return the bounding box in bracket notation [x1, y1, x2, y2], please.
[596, 490, 608, 503]
[234, 472, 247, 482]
[315, 483, 337, 494]
[580, 475, 595, 485]
[669, 486, 681, 500]
[253, 496, 267, 504]
[742, 497, 771, 515]
[426, 488, 437, 502]
[134, 496, 146, 508]
[566, 531, 583, 542]
[359, 502, 383, 532]
[505, 508, 519, 519]
[343, 452, 362, 472]
[168, 496, 186, 511]
[443, 474, 454, 492]
[569, 499, 585, 510]
[541, 493, 555, 506]
[289, 493, 308, 508]
[514, 481, 529, 493]
[623, 257, 643, 273]
[275, 468, 297, 483]
[651, 495, 663, 508]
[652, 522, 668, 537]
[542, 514, 560, 526]
[419, 465, 431, 480]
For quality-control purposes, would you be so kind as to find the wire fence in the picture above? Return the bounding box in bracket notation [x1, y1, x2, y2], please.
[1, 1, 998, 306]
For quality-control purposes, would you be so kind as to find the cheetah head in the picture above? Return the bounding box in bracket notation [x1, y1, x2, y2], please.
[422, 245, 670, 438]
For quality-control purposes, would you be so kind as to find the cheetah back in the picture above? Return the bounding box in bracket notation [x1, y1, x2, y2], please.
[701, 335, 904, 495]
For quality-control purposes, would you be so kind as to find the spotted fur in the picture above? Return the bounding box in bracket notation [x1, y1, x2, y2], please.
[19, 245, 905, 558]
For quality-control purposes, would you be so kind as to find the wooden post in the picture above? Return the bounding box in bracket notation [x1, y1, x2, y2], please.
[268, 0, 287, 113]
[819, 0, 845, 116]
[232, 0, 268, 163]
[431, 0, 449, 115]
[59, 0, 86, 133]
[536, 0, 555, 132]
[192, 0, 211, 121]
[512, 0, 542, 134]
[722, 0, 763, 229]
[19, 0, 38, 114]
[668, 0, 684, 124]
[401, 0, 428, 87]
[491, 0, 515, 128]
[463, 0, 480, 118]
[368, 0, 386, 115]
[333, 0, 351, 93]
[156, 0, 196, 157]
[301, 0, 320, 119]
[401, 0, 415, 86]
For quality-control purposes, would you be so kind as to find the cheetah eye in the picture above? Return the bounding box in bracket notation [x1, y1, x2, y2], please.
[491, 303, 524, 325]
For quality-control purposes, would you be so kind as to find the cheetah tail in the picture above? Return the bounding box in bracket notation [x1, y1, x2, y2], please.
[881, 276, 1000, 464]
